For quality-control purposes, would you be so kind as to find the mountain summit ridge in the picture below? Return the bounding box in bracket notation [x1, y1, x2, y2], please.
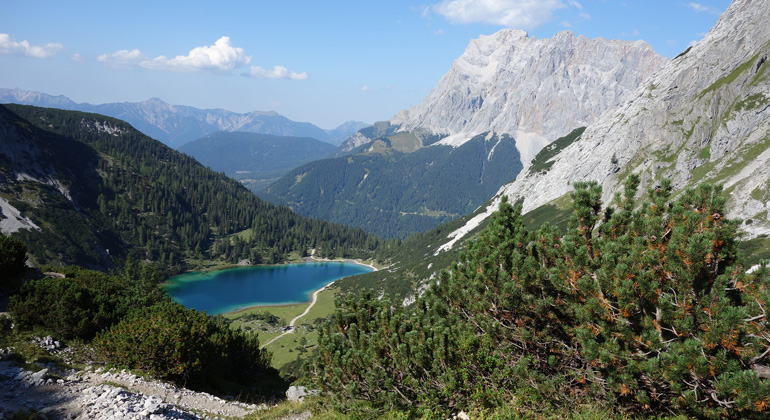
[0, 88, 367, 147]
[387, 29, 667, 163]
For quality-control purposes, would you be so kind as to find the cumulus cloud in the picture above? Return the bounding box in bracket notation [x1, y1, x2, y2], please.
[686, 2, 720, 14]
[0, 33, 63, 58]
[141, 36, 251, 72]
[247, 65, 308, 80]
[433, 0, 567, 29]
[98, 37, 307, 79]
[98, 37, 251, 73]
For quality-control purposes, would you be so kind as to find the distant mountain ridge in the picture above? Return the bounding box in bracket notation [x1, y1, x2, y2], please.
[179, 131, 336, 192]
[263, 132, 522, 238]
[0, 88, 368, 148]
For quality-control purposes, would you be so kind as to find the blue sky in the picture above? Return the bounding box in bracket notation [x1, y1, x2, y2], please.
[1, 0, 730, 129]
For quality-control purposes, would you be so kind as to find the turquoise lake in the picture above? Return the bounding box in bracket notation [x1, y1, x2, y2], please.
[164, 261, 372, 314]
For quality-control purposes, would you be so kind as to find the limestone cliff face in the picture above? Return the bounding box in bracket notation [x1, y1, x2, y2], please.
[439, 0, 770, 251]
[389, 30, 666, 159]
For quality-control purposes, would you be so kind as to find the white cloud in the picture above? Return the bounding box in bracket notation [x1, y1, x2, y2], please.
[97, 49, 147, 68]
[70, 53, 83, 61]
[561, 20, 573, 28]
[566, 0, 583, 10]
[247, 65, 308, 80]
[360, 85, 371, 91]
[686, 2, 720, 14]
[98, 37, 251, 73]
[0, 33, 63, 58]
[98, 37, 307, 79]
[434, 28, 446, 35]
[141, 36, 251, 72]
[432, 0, 567, 29]
[688, 40, 699, 47]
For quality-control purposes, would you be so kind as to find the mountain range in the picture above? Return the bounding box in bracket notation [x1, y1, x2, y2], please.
[264, 30, 666, 238]
[436, 0, 770, 256]
[0, 89, 368, 148]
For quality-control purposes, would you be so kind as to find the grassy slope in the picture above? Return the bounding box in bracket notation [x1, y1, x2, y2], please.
[226, 286, 339, 370]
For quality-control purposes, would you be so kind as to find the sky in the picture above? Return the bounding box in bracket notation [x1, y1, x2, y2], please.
[0, 0, 731, 130]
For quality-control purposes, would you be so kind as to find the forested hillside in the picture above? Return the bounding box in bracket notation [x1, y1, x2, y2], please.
[178, 131, 336, 192]
[0, 104, 381, 271]
[264, 132, 522, 238]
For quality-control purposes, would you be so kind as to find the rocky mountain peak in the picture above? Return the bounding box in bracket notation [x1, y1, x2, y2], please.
[389, 28, 667, 164]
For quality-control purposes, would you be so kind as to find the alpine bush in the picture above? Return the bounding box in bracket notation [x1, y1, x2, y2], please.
[310, 176, 770, 418]
[94, 301, 274, 388]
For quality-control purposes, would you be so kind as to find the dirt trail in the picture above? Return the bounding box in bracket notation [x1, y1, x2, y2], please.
[261, 282, 330, 348]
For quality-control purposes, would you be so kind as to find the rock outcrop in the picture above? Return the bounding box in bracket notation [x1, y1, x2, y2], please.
[0, 361, 267, 419]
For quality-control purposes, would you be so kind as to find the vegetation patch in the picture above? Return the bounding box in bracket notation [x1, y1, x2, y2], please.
[528, 127, 586, 174]
[697, 51, 762, 99]
[698, 143, 712, 160]
[311, 177, 770, 419]
[674, 46, 692, 60]
[735, 93, 769, 113]
[740, 236, 770, 267]
[520, 195, 572, 232]
[94, 300, 285, 398]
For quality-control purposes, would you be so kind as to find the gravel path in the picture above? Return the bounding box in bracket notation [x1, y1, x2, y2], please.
[0, 360, 269, 419]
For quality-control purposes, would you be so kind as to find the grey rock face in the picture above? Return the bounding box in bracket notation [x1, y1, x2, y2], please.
[286, 385, 318, 402]
[440, 0, 770, 250]
[390, 29, 667, 153]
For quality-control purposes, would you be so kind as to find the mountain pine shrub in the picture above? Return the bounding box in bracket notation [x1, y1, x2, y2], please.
[94, 301, 274, 388]
[0, 232, 27, 292]
[310, 176, 770, 418]
[9, 265, 167, 339]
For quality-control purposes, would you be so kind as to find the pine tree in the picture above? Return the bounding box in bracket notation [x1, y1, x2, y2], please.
[311, 177, 770, 418]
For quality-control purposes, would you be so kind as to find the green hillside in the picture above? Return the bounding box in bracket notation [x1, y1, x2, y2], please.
[264, 132, 523, 239]
[0, 104, 381, 271]
[178, 131, 336, 192]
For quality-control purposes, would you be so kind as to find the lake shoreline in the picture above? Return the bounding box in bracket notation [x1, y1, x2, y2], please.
[301, 256, 379, 272]
[224, 258, 377, 315]
[166, 259, 375, 315]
